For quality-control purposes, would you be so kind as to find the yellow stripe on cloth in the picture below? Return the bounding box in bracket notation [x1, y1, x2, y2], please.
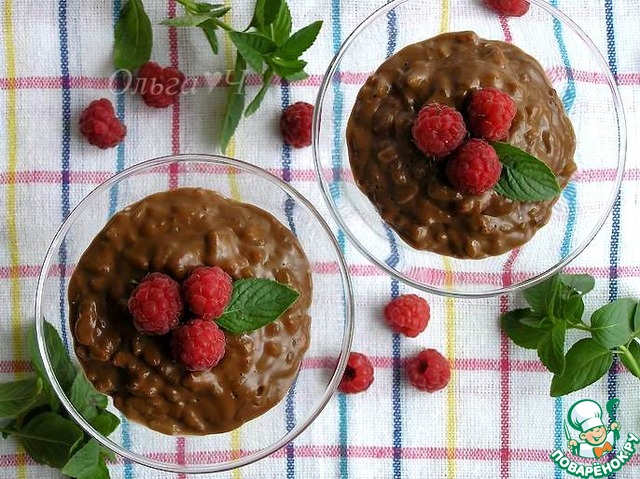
[3, 1, 27, 477]
[223, 3, 243, 477]
[440, 3, 455, 478]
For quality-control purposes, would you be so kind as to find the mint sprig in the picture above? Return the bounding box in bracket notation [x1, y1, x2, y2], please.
[501, 273, 640, 396]
[167, 0, 322, 152]
[492, 141, 561, 202]
[217, 278, 300, 334]
[0, 322, 120, 478]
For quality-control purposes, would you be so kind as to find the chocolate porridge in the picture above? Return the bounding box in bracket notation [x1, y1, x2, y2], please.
[346, 31, 576, 259]
[68, 187, 312, 435]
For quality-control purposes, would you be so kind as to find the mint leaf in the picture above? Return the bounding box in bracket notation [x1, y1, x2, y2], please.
[0, 378, 43, 418]
[562, 294, 585, 325]
[522, 274, 559, 316]
[199, 19, 220, 55]
[229, 31, 277, 73]
[284, 70, 309, 82]
[550, 338, 613, 397]
[62, 439, 109, 479]
[245, 68, 274, 117]
[621, 341, 640, 379]
[90, 410, 120, 437]
[162, 14, 211, 27]
[250, 0, 283, 30]
[590, 298, 636, 349]
[537, 322, 566, 375]
[270, 57, 307, 78]
[492, 142, 561, 202]
[500, 309, 549, 349]
[217, 278, 300, 334]
[69, 374, 108, 423]
[114, 0, 153, 70]
[559, 274, 595, 296]
[271, 1, 292, 45]
[634, 301, 640, 334]
[28, 321, 77, 408]
[276, 20, 322, 60]
[220, 53, 246, 154]
[16, 412, 84, 468]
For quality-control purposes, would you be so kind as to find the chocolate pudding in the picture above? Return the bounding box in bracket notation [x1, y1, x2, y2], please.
[68, 188, 312, 435]
[346, 31, 576, 259]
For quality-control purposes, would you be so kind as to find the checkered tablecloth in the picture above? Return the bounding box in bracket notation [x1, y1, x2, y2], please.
[1, 0, 639, 478]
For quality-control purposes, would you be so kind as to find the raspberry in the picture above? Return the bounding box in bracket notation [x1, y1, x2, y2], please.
[128, 273, 183, 335]
[171, 319, 226, 371]
[466, 87, 517, 141]
[411, 103, 467, 158]
[338, 352, 374, 394]
[136, 61, 186, 108]
[384, 294, 430, 338]
[484, 0, 530, 17]
[405, 349, 451, 392]
[446, 139, 502, 195]
[281, 102, 314, 148]
[79, 98, 126, 149]
[183, 266, 233, 320]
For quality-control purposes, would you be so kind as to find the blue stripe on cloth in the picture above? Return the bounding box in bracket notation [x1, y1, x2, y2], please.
[550, 2, 578, 477]
[604, 2, 620, 478]
[330, 1, 348, 476]
[57, 0, 71, 351]
[386, 6, 402, 478]
[280, 79, 297, 479]
[111, 2, 133, 477]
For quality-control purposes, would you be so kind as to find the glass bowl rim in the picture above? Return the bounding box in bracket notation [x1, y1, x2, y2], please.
[312, 0, 627, 298]
[34, 153, 355, 474]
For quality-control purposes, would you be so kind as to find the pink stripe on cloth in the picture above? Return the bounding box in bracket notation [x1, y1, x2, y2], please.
[0, 69, 638, 92]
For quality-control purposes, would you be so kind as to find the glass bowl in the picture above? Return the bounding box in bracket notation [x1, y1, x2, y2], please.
[313, 0, 626, 297]
[34, 154, 354, 474]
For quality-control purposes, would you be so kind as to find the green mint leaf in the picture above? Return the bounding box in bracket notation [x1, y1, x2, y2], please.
[192, 2, 225, 13]
[217, 278, 300, 334]
[229, 31, 277, 73]
[537, 322, 566, 375]
[522, 274, 559, 316]
[220, 53, 246, 154]
[275, 20, 322, 60]
[28, 321, 77, 408]
[90, 410, 120, 437]
[562, 294, 585, 325]
[199, 19, 220, 55]
[0, 378, 43, 418]
[500, 309, 549, 349]
[284, 70, 309, 82]
[69, 374, 108, 423]
[620, 340, 640, 379]
[492, 142, 561, 202]
[162, 14, 211, 27]
[550, 338, 613, 397]
[590, 298, 636, 349]
[114, 0, 153, 70]
[245, 68, 274, 117]
[62, 439, 109, 479]
[558, 273, 595, 296]
[250, 0, 283, 30]
[634, 301, 640, 334]
[270, 57, 307, 78]
[16, 412, 84, 468]
[271, 1, 292, 45]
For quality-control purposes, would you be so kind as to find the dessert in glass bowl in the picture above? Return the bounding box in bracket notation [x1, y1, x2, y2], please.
[346, 31, 576, 259]
[68, 187, 312, 435]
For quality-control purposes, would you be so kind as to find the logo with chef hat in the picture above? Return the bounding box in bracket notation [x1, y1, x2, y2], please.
[551, 397, 639, 478]
[565, 399, 620, 459]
